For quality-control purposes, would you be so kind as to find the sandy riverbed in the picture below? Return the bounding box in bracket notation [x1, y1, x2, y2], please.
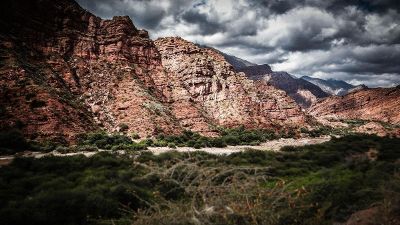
[148, 136, 331, 155]
[0, 136, 331, 166]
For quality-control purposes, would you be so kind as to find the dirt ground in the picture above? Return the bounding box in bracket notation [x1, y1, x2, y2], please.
[148, 136, 331, 155]
[0, 136, 331, 166]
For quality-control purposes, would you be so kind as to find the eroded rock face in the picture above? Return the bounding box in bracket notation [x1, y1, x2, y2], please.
[308, 87, 400, 124]
[354, 122, 393, 137]
[301, 76, 361, 96]
[0, 0, 181, 141]
[0, 0, 308, 142]
[154, 37, 307, 130]
[237, 66, 330, 108]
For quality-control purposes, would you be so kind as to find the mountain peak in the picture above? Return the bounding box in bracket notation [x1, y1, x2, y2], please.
[301, 76, 362, 96]
[232, 63, 329, 108]
[0, 0, 307, 142]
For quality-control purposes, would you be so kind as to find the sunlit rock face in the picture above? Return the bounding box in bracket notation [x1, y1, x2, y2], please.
[0, 0, 307, 142]
[237, 65, 330, 108]
[155, 37, 307, 130]
[308, 86, 400, 124]
[0, 0, 181, 141]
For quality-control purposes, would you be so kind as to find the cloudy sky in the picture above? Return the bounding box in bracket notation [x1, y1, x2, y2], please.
[76, 0, 400, 87]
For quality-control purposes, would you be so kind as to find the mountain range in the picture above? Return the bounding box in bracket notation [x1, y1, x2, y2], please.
[234, 64, 329, 108]
[302, 76, 367, 96]
[0, 0, 398, 144]
[223, 53, 371, 108]
[0, 0, 306, 142]
[309, 86, 400, 124]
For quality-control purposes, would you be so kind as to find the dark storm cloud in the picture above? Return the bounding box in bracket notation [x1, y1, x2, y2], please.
[181, 9, 224, 35]
[76, 0, 400, 87]
[76, 0, 190, 29]
[323, 0, 400, 13]
[256, 0, 302, 14]
[255, 0, 400, 15]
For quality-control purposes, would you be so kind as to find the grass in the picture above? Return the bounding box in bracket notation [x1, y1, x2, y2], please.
[0, 135, 399, 225]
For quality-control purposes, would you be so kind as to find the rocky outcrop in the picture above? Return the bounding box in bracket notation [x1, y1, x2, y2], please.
[220, 52, 257, 70]
[0, 0, 181, 141]
[237, 64, 273, 78]
[354, 122, 397, 137]
[155, 37, 306, 130]
[237, 65, 329, 108]
[0, 0, 308, 142]
[308, 86, 400, 124]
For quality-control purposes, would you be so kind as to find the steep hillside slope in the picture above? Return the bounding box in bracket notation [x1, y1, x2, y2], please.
[221, 53, 257, 70]
[0, 0, 309, 142]
[155, 37, 307, 129]
[237, 64, 273, 78]
[237, 65, 329, 108]
[0, 0, 184, 141]
[308, 86, 400, 124]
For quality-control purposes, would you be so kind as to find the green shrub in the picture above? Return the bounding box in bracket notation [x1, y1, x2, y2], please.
[77, 132, 133, 149]
[193, 143, 202, 149]
[75, 145, 98, 152]
[167, 143, 177, 149]
[111, 143, 147, 151]
[153, 140, 168, 147]
[0, 153, 153, 225]
[144, 127, 280, 149]
[187, 140, 196, 147]
[0, 129, 30, 154]
[209, 138, 227, 147]
[55, 146, 69, 154]
[0, 135, 399, 225]
[119, 123, 129, 132]
[131, 133, 140, 139]
[281, 145, 299, 152]
[222, 135, 240, 145]
[306, 126, 332, 137]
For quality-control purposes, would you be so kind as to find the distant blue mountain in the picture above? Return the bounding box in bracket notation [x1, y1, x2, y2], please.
[233, 64, 329, 108]
[301, 76, 366, 96]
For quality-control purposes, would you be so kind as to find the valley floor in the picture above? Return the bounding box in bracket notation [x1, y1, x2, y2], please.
[149, 136, 331, 155]
[0, 134, 399, 225]
[0, 136, 331, 166]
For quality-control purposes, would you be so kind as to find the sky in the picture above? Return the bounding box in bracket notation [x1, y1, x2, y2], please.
[76, 0, 400, 87]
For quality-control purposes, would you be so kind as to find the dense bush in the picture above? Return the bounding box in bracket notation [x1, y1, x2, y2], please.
[110, 142, 147, 151]
[118, 123, 129, 132]
[131, 133, 140, 139]
[167, 143, 177, 149]
[55, 145, 99, 154]
[147, 127, 280, 149]
[77, 132, 133, 149]
[302, 126, 332, 137]
[1, 127, 287, 155]
[0, 153, 153, 225]
[1, 135, 398, 225]
[0, 129, 30, 154]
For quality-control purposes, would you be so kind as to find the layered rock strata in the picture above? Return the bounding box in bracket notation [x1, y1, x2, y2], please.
[0, 0, 307, 142]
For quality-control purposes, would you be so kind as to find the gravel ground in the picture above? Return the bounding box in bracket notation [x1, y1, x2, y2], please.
[148, 136, 331, 155]
[0, 136, 331, 166]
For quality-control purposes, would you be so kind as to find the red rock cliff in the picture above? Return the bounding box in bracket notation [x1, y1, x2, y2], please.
[0, 0, 182, 141]
[155, 37, 306, 130]
[308, 86, 400, 124]
[0, 0, 307, 142]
